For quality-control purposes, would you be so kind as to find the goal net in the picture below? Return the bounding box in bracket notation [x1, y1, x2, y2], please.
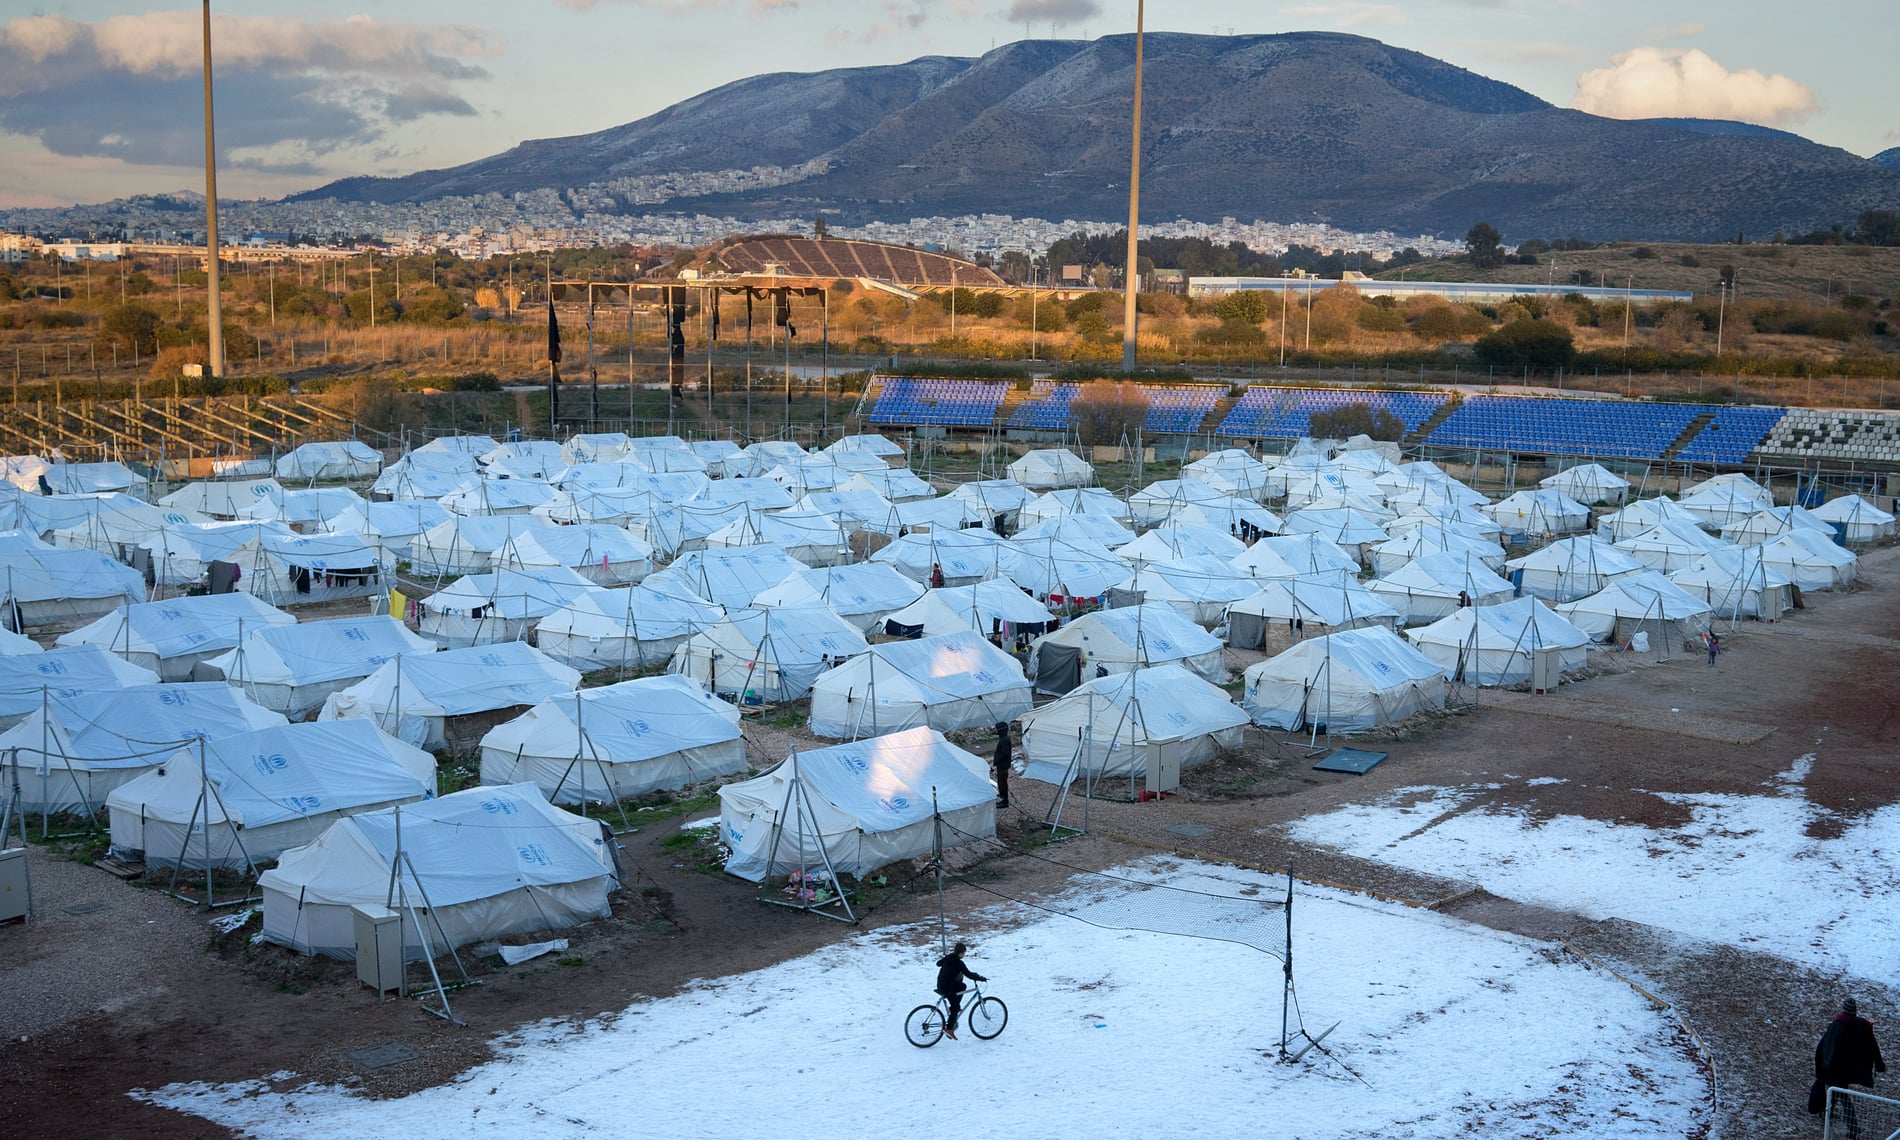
[1825, 1087, 1900, 1140]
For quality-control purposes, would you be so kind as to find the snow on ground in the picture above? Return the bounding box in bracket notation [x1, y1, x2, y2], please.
[141, 861, 1709, 1139]
[1286, 755, 1898, 981]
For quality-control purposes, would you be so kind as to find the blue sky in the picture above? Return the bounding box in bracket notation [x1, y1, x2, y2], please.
[1, 1, 1893, 208]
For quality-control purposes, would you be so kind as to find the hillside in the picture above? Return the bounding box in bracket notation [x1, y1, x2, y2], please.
[295, 31, 1900, 242]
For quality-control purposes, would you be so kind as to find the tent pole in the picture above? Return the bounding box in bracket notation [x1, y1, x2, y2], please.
[933, 787, 946, 950]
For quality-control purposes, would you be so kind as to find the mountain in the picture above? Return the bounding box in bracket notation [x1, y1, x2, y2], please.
[296, 32, 1900, 242]
[1874, 147, 1900, 172]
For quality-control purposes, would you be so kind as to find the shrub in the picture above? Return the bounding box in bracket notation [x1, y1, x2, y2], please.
[1212, 289, 1270, 324]
[1473, 318, 1576, 368]
[1070, 380, 1148, 446]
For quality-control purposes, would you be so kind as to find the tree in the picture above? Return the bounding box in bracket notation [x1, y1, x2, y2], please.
[1465, 222, 1505, 269]
[1070, 380, 1149, 446]
[1473, 318, 1576, 368]
[1309, 402, 1406, 441]
[97, 303, 160, 356]
[1212, 289, 1270, 324]
[1856, 209, 1900, 246]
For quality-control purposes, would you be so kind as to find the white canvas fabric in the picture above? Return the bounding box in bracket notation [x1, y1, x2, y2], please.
[1018, 664, 1247, 784]
[57, 593, 295, 680]
[0, 547, 148, 627]
[238, 487, 369, 531]
[275, 441, 383, 480]
[885, 495, 988, 535]
[997, 537, 1131, 601]
[1029, 604, 1226, 688]
[259, 783, 618, 958]
[1669, 547, 1796, 620]
[1280, 506, 1389, 548]
[1539, 463, 1632, 504]
[1678, 482, 1773, 530]
[1115, 524, 1247, 571]
[1811, 495, 1896, 544]
[0, 624, 40, 657]
[1721, 506, 1834, 547]
[370, 453, 478, 500]
[794, 490, 897, 531]
[880, 580, 1057, 640]
[668, 606, 868, 703]
[107, 720, 434, 869]
[1595, 496, 1709, 541]
[1485, 489, 1591, 536]
[1111, 556, 1259, 627]
[1756, 530, 1858, 591]
[533, 585, 725, 671]
[418, 567, 600, 648]
[1182, 449, 1272, 501]
[439, 479, 558, 518]
[1007, 449, 1093, 489]
[703, 510, 853, 567]
[320, 643, 583, 748]
[496, 524, 653, 586]
[840, 468, 935, 502]
[1240, 627, 1448, 732]
[825, 433, 905, 459]
[1127, 478, 1233, 527]
[643, 545, 812, 610]
[1166, 498, 1285, 537]
[480, 675, 744, 804]
[870, 528, 1006, 586]
[0, 683, 288, 813]
[1010, 513, 1137, 550]
[412, 516, 562, 575]
[1277, 465, 1388, 511]
[233, 532, 389, 605]
[1386, 504, 1501, 538]
[417, 435, 499, 458]
[44, 462, 147, 494]
[1554, 571, 1714, 644]
[1406, 597, 1592, 686]
[560, 433, 632, 465]
[1015, 487, 1130, 528]
[1228, 577, 1405, 635]
[751, 564, 924, 633]
[203, 616, 440, 718]
[136, 521, 287, 587]
[718, 727, 994, 882]
[322, 500, 450, 561]
[1504, 536, 1647, 602]
[160, 478, 284, 519]
[948, 479, 1036, 525]
[0, 644, 158, 725]
[19, 492, 180, 540]
[1231, 534, 1360, 582]
[1369, 527, 1507, 575]
[1366, 552, 1516, 625]
[1612, 521, 1729, 573]
[808, 631, 1031, 739]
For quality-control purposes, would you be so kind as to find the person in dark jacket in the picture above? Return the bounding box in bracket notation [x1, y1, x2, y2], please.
[1816, 998, 1887, 1129]
[934, 941, 986, 1040]
[992, 721, 1013, 809]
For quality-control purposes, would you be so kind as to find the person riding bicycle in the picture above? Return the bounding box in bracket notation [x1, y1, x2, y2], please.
[935, 941, 986, 1041]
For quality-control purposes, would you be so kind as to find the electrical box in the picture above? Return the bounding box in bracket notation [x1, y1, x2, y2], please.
[1530, 646, 1562, 695]
[1145, 742, 1181, 794]
[0, 846, 27, 924]
[353, 904, 404, 994]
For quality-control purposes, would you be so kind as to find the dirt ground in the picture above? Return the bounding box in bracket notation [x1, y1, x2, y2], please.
[5, 548, 1899, 1138]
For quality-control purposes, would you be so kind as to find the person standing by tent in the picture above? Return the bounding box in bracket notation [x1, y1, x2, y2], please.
[1814, 998, 1885, 1126]
[1705, 630, 1720, 667]
[929, 562, 945, 590]
[992, 721, 1014, 809]
[935, 941, 986, 1041]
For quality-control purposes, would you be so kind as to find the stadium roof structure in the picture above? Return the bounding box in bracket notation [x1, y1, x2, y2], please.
[693, 235, 1006, 291]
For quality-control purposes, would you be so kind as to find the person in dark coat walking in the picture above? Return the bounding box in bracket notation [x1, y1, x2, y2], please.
[1815, 998, 1886, 1130]
[992, 721, 1014, 809]
[934, 941, 986, 1040]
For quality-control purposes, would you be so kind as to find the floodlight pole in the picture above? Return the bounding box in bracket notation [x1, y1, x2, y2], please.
[1120, 0, 1145, 374]
[200, 0, 224, 379]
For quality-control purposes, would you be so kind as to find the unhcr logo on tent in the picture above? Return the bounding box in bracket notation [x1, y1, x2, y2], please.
[621, 718, 651, 736]
[254, 753, 289, 777]
[481, 797, 518, 815]
[518, 843, 550, 866]
[34, 661, 68, 675]
[343, 627, 368, 641]
[287, 795, 321, 812]
[159, 690, 191, 706]
[839, 752, 869, 773]
[879, 795, 910, 815]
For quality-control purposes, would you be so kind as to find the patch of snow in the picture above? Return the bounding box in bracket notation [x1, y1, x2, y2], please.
[208, 908, 255, 934]
[1771, 753, 1816, 793]
[1526, 777, 1568, 787]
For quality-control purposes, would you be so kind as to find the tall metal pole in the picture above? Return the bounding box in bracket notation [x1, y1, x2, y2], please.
[1120, 0, 1145, 374]
[200, 0, 225, 378]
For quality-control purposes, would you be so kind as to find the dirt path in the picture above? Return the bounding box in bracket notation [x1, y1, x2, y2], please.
[6, 546, 1898, 1138]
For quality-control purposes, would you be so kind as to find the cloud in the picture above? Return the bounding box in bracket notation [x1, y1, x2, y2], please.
[1572, 47, 1818, 127]
[0, 13, 491, 173]
[1006, 0, 1101, 26]
[1281, 3, 1406, 28]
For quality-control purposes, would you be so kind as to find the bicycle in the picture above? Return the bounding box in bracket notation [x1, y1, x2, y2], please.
[905, 981, 1007, 1047]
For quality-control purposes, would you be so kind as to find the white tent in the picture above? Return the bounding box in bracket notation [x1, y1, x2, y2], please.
[948, 479, 1036, 529]
[417, 435, 499, 458]
[18, 492, 181, 541]
[1160, 497, 1284, 538]
[1678, 481, 1773, 530]
[1386, 504, 1501, 539]
[751, 564, 924, 634]
[881, 580, 1057, 640]
[1027, 604, 1225, 693]
[997, 537, 1132, 603]
[808, 631, 1031, 739]
[369, 453, 477, 500]
[1366, 552, 1516, 624]
[202, 616, 439, 718]
[319, 642, 583, 749]
[1012, 514, 1137, 550]
[0, 624, 39, 657]
[417, 567, 599, 647]
[57, 593, 296, 680]
[495, 524, 653, 585]
[1015, 487, 1131, 528]
[1685, 472, 1771, 500]
[0, 455, 55, 495]
[668, 606, 868, 703]
[1182, 449, 1272, 501]
[1406, 597, 1592, 686]
[1596, 496, 1708, 541]
[1539, 463, 1632, 505]
[703, 510, 853, 567]
[136, 521, 286, 588]
[159, 478, 283, 519]
[276, 441, 383, 481]
[1231, 534, 1361, 582]
[825, 433, 905, 459]
[1278, 465, 1389, 512]
[0, 547, 148, 628]
[840, 468, 935, 502]
[411, 515, 556, 576]
[717, 727, 994, 882]
[887, 494, 989, 535]
[440, 478, 559, 518]
[0, 683, 288, 814]
[1279, 506, 1390, 550]
[0, 645, 158, 727]
[321, 500, 450, 562]
[1127, 478, 1233, 527]
[44, 462, 147, 495]
[106, 720, 435, 870]
[1669, 547, 1795, 621]
[1612, 521, 1729, 573]
[715, 439, 807, 479]
[1721, 506, 1833, 547]
[870, 528, 1006, 586]
[233, 532, 389, 606]
[1368, 528, 1507, 576]
[1240, 627, 1447, 733]
[238, 487, 369, 532]
[1110, 556, 1258, 627]
[533, 584, 725, 671]
[1810, 495, 1896, 545]
[793, 490, 897, 531]
[1018, 665, 1247, 785]
[1007, 448, 1093, 490]
[479, 675, 745, 804]
[260, 783, 618, 959]
[643, 545, 812, 610]
[1226, 577, 1404, 649]
[560, 433, 631, 465]
[1485, 488, 1591, 537]
[1504, 536, 1646, 601]
[1757, 530, 1858, 591]
[1554, 571, 1713, 647]
[1115, 524, 1247, 571]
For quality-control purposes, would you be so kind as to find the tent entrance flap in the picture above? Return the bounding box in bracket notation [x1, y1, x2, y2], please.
[1035, 644, 1082, 695]
[1227, 610, 1267, 650]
